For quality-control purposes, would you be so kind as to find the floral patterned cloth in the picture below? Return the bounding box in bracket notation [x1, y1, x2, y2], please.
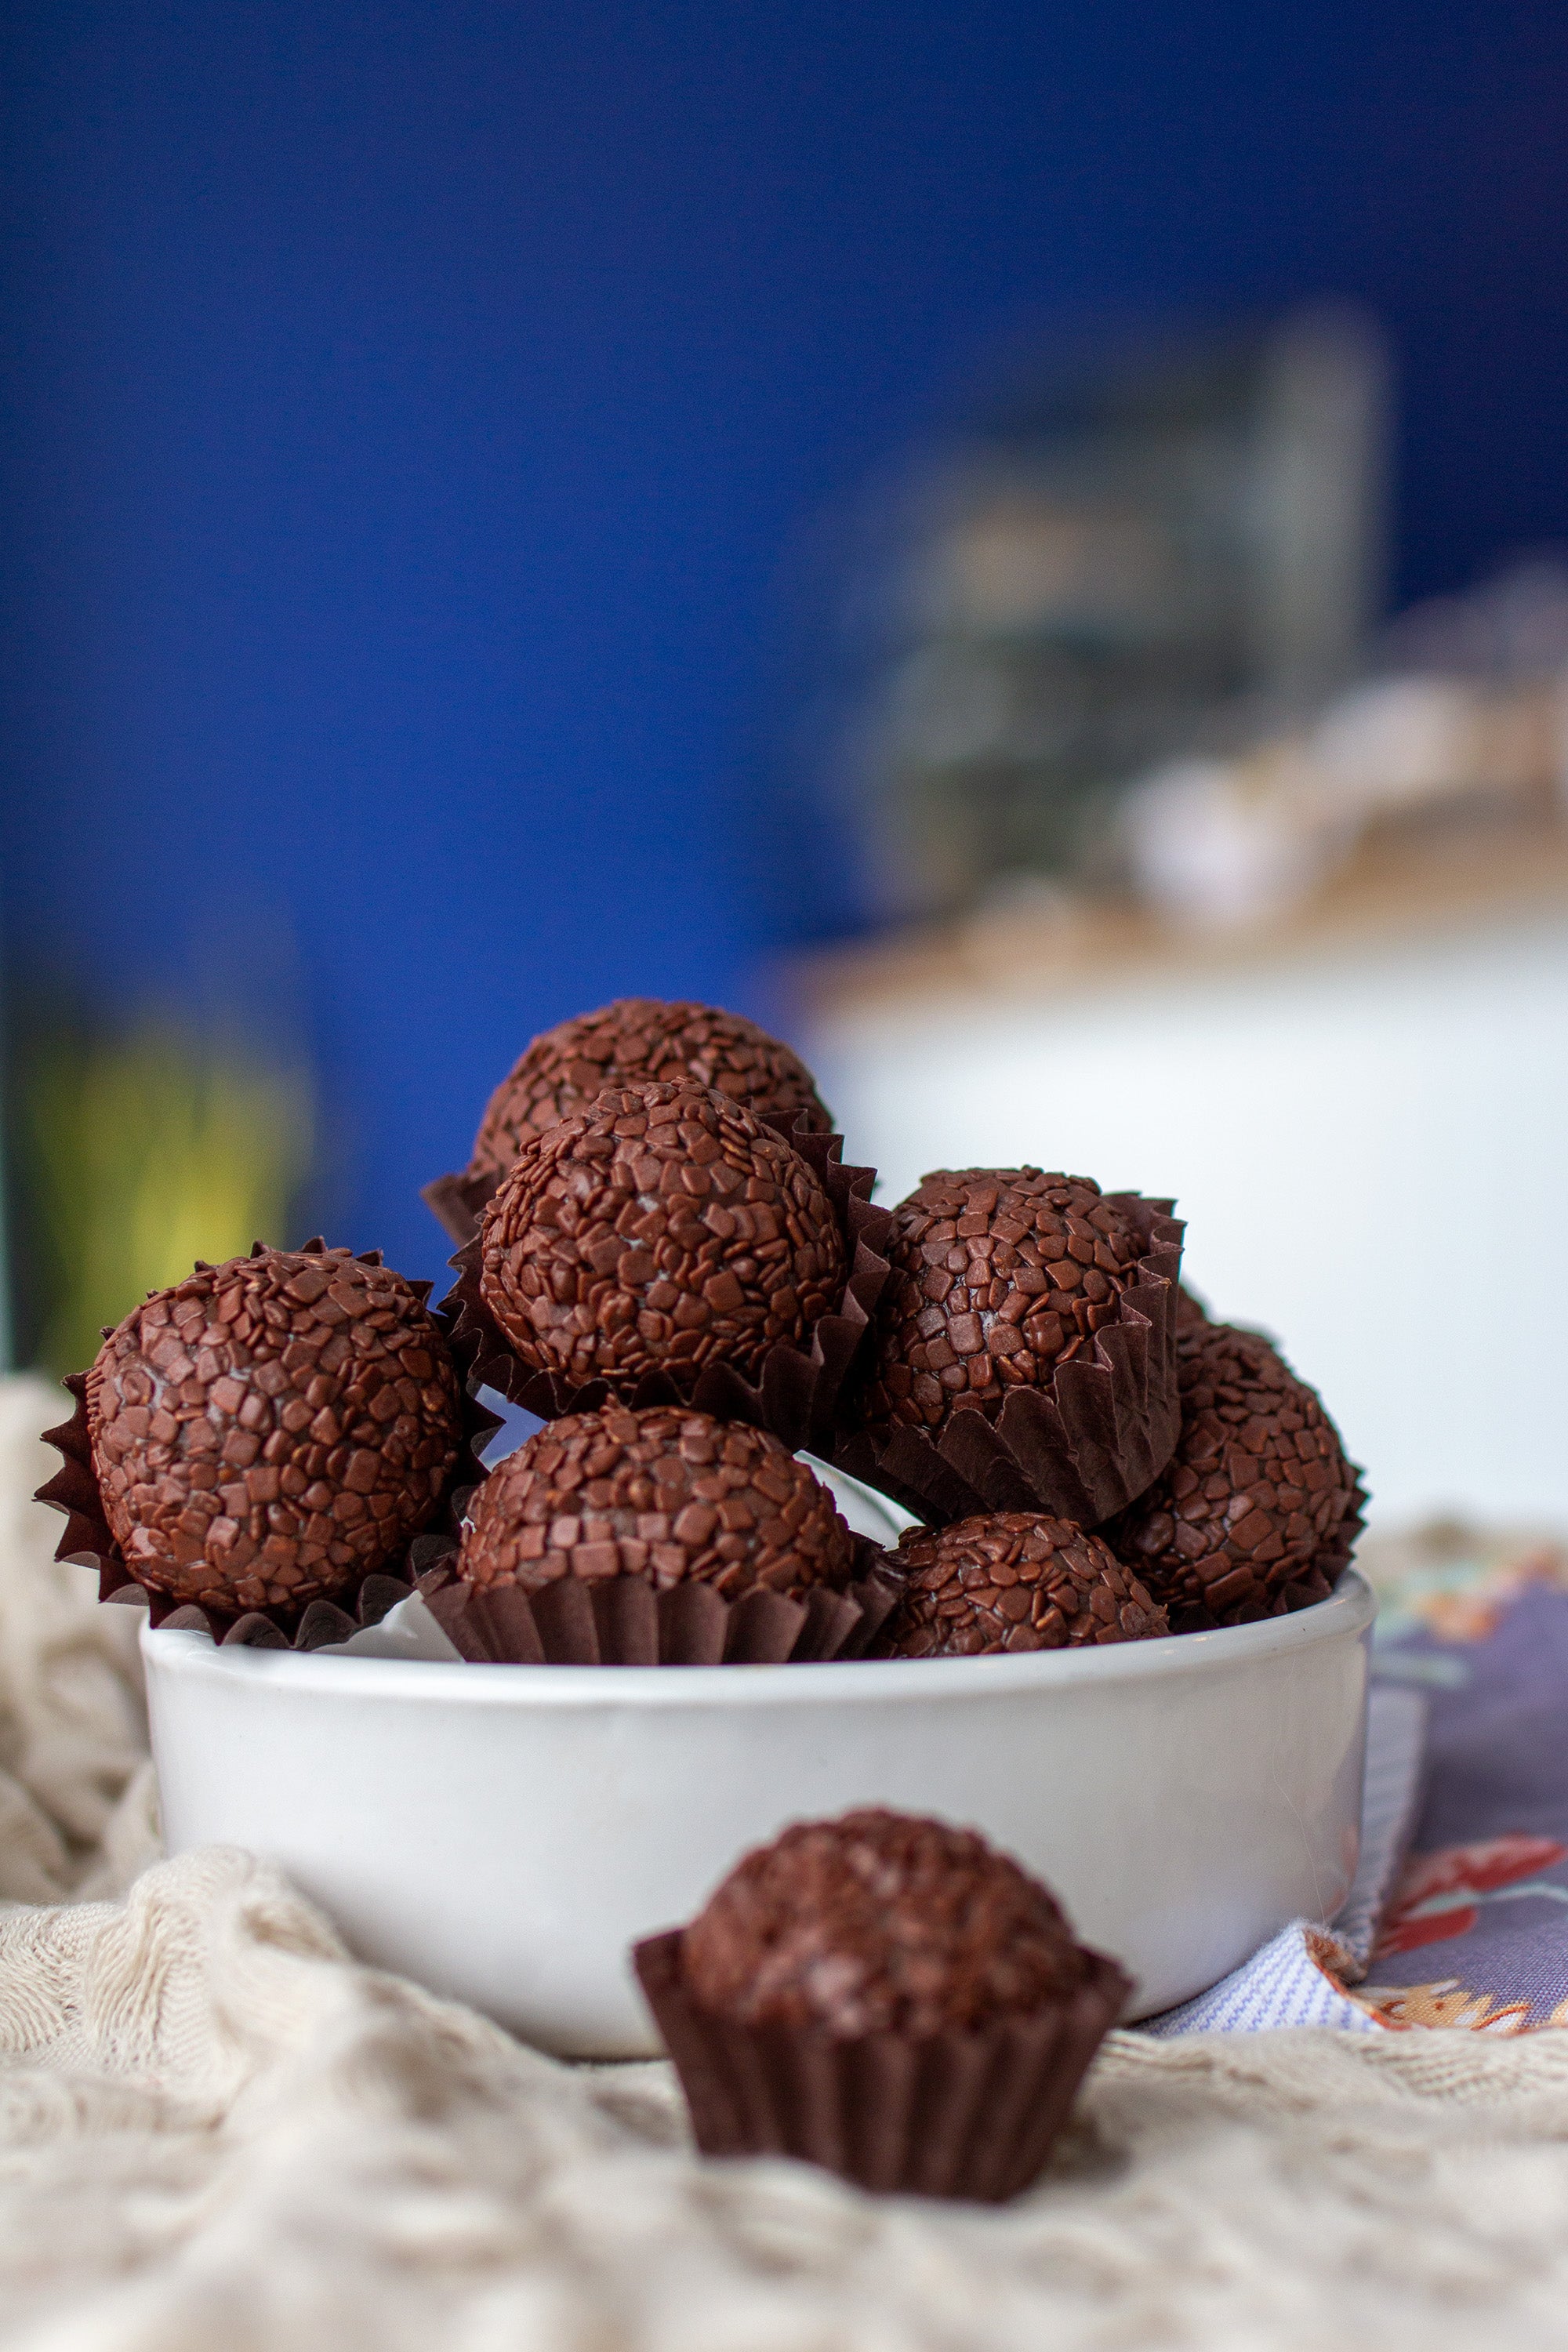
[1346, 1529, 1568, 2031]
[1145, 1527, 1568, 2038]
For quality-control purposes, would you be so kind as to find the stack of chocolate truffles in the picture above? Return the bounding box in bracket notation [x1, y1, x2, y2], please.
[33, 993, 1370, 2205]
[423, 996, 1361, 1661]
[42, 993, 1364, 1657]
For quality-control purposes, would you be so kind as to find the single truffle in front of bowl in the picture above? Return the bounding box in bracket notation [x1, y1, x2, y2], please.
[1108, 1319, 1363, 1630]
[88, 1247, 464, 1615]
[878, 1511, 1167, 1657]
[862, 1169, 1147, 1440]
[681, 1807, 1091, 2039]
[478, 1079, 847, 1393]
[459, 1404, 855, 1599]
[470, 997, 833, 1175]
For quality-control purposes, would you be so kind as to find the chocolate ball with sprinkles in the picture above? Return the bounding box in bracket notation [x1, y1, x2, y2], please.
[85, 1245, 464, 1617]
[459, 1405, 855, 1602]
[477, 1078, 847, 1396]
[680, 1809, 1094, 2038]
[862, 1169, 1151, 1441]
[470, 998, 832, 1178]
[1106, 1319, 1364, 1629]
[633, 1807, 1133, 2201]
[877, 1511, 1167, 1657]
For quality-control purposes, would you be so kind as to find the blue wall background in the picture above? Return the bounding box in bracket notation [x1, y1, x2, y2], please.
[2, 2, 1566, 1285]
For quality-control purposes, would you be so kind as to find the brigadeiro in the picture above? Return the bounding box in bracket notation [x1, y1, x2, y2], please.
[46, 1243, 465, 1632]
[1106, 1319, 1366, 1631]
[477, 1078, 847, 1396]
[840, 1167, 1183, 1530]
[877, 1511, 1167, 1658]
[426, 1404, 896, 1664]
[462, 1405, 852, 1595]
[633, 1807, 1131, 2201]
[424, 998, 833, 1243]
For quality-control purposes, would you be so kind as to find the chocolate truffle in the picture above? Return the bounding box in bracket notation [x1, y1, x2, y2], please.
[1108, 1319, 1363, 1629]
[470, 998, 832, 1177]
[88, 1246, 463, 1615]
[459, 1405, 853, 1599]
[862, 1170, 1148, 1440]
[681, 1808, 1091, 2038]
[880, 1511, 1167, 1657]
[477, 1078, 847, 1394]
[1176, 1282, 1212, 1330]
[637, 1807, 1132, 2198]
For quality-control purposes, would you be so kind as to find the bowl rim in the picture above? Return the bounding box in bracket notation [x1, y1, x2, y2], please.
[139, 1566, 1375, 1709]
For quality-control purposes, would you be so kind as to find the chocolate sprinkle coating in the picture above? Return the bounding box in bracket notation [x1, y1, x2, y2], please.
[879, 1510, 1167, 1657]
[681, 1808, 1090, 2038]
[89, 1247, 463, 1614]
[862, 1169, 1148, 1441]
[470, 998, 832, 1176]
[459, 1405, 853, 1598]
[478, 1079, 847, 1394]
[1108, 1320, 1363, 1629]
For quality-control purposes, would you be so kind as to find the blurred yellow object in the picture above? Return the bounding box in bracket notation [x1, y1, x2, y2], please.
[21, 1025, 314, 1375]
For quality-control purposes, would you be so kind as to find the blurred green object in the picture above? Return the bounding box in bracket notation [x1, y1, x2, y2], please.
[17, 1022, 314, 1376]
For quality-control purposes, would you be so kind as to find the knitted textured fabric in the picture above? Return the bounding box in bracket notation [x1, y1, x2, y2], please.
[6, 1851, 1568, 2350]
[5, 1371, 1568, 2349]
[0, 1377, 158, 1903]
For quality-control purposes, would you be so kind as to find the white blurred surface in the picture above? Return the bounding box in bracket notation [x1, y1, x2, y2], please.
[808, 914, 1568, 1531]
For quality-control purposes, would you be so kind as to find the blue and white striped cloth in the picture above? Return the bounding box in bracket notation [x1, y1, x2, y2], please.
[1143, 1682, 1428, 2035]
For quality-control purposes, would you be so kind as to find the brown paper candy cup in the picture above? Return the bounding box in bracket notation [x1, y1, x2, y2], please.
[35, 1242, 502, 1653]
[420, 1165, 502, 1249]
[416, 1540, 901, 1667]
[834, 1194, 1185, 1531]
[436, 1120, 893, 1462]
[633, 1930, 1131, 2201]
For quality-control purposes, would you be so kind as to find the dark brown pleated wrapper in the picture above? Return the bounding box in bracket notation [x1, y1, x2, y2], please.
[422, 1165, 499, 1249]
[413, 1537, 902, 1667]
[34, 1241, 502, 1652]
[835, 1196, 1186, 1531]
[633, 1931, 1132, 2202]
[436, 1120, 893, 1464]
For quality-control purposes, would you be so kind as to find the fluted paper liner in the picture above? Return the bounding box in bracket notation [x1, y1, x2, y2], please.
[633, 1929, 1131, 2201]
[34, 1240, 501, 1651]
[414, 1537, 901, 1666]
[835, 1194, 1185, 1531]
[421, 1165, 501, 1249]
[436, 1119, 893, 1463]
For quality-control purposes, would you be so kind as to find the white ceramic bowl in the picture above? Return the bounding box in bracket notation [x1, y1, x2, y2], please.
[143, 1568, 1374, 2057]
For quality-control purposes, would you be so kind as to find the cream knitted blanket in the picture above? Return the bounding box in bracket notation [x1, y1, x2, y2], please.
[4, 1375, 1567, 2351]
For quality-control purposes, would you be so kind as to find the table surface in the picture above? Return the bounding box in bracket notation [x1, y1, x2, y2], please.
[792, 816, 1568, 1021]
